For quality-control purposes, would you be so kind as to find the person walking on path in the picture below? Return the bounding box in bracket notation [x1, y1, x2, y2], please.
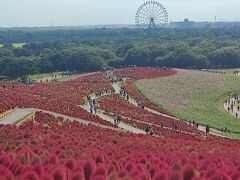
[94, 105, 97, 114]
[117, 115, 121, 124]
[145, 127, 150, 134]
[160, 121, 164, 128]
[127, 94, 129, 101]
[114, 114, 118, 125]
[172, 122, 175, 130]
[92, 99, 96, 106]
[206, 124, 210, 134]
[90, 105, 93, 114]
[149, 127, 154, 136]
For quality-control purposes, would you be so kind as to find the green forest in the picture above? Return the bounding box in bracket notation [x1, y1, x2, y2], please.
[1, 27, 240, 79]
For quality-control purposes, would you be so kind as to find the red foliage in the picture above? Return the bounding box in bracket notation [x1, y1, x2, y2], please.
[0, 112, 240, 179]
[114, 67, 176, 80]
[0, 72, 114, 127]
[1, 68, 240, 179]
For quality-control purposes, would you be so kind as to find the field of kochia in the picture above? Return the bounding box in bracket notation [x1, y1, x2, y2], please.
[136, 69, 240, 136]
[2, 67, 240, 179]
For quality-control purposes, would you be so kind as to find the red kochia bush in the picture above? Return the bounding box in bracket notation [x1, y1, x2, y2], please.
[114, 67, 176, 80]
[169, 171, 181, 180]
[0, 165, 14, 180]
[71, 171, 84, 180]
[83, 160, 96, 180]
[95, 154, 105, 164]
[152, 170, 167, 180]
[1, 114, 240, 179]
[33, 163, 44, 177]
[182, 165, 197, 180]
[51, 166, 67, 180]
[91, 164, 107, 180]
[18, 170, 39, 180]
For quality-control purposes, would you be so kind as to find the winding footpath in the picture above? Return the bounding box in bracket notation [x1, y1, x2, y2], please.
[0, 108, 119, 131]
[79, 91, 146, 134]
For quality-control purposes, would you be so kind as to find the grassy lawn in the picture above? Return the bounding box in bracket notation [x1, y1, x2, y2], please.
[29, 72, 64, 81]
[0, 43, 25, 48]
[12, 43, 26, 48]
[135, 69, 240, 135]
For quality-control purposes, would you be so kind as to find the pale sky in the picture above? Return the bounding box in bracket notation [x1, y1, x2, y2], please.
[0, 0, 239, 27]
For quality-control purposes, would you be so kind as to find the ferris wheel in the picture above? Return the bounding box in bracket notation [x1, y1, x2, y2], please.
[135, 1, 168, 29]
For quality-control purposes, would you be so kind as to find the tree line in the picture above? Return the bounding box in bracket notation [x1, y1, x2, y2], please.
[1, 27, 240, 80]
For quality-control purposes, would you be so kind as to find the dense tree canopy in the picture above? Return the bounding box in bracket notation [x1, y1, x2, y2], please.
[208, 46, 240, 68]
[1, 27, 240, 79]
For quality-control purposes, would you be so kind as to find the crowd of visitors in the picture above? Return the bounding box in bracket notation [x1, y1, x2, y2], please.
[113, 114, 122, 126]
[119, 88, 130, 101]
[226, 96, 240, 117]
[233, 71, 240, 76]
[95, 89, 115, 97]
[200, 69, 226, 74]
[145, 126, 154, 136]
[189, 121, 199, 129]
[223, 95, 240, 133]
[87, 96, 98, 114]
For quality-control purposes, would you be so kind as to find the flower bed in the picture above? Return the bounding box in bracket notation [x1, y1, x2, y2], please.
[1, 72, 112, 106]
[0, 72, 114, 127]
[0, 112, 240, 179]
[113, 67, 176, 80]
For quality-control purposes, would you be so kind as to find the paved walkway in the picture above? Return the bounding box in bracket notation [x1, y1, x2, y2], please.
[0, 108, 18, 119]
[0, 108, 119, 131]
[0, 109, 33, 125]
[80, 101, 145, 134]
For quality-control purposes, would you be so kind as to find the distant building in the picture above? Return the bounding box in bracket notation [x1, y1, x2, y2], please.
[169, 18, 194, 28]
[169, 19, 240, 29]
